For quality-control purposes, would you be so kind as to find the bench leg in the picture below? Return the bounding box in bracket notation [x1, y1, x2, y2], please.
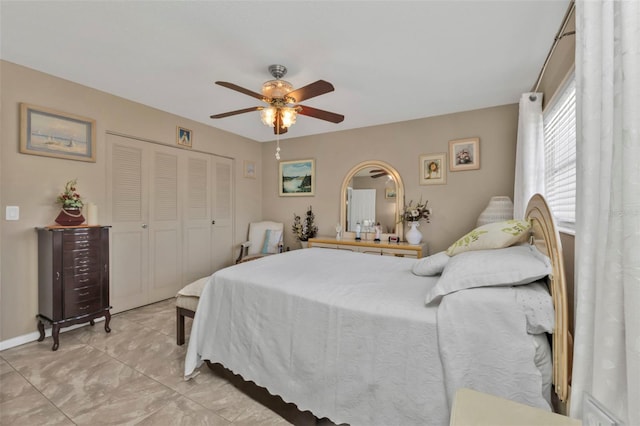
[176, 307, 195, 346]
[177, 307, 186, 346]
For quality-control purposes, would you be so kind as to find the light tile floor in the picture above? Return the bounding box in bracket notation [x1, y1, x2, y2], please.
[0, 298, 329, 425]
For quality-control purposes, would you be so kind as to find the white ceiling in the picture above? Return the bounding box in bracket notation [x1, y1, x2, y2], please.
[1, 1, 569, 143]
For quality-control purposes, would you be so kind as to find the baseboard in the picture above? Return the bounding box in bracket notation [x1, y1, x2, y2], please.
[0, 317, 105, 351]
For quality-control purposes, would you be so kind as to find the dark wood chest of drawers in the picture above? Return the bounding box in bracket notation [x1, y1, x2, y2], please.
[37, 226, 111, 350]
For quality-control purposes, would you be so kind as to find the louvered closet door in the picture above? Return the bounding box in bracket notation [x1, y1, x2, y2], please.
[108, 134, 234, 312]
[183, 154, 234, 282]
[212, 156, 233, 271]
[148, 146, 181, 301]
[107, 135, 150, 312]
[183, 153, 213, 284]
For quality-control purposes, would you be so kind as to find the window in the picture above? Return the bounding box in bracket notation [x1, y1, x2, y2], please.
[543, 72, 576, 231]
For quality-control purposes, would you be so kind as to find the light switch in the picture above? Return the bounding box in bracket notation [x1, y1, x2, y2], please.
[6, 206, 19, 221]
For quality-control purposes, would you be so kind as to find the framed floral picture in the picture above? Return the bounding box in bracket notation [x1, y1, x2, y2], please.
[449, 137, 480, 171]
[419, 153, 447, 185]
[177, 126, 192, 148]
[279, 159, 315, 196]
[20, 103, 96, 162]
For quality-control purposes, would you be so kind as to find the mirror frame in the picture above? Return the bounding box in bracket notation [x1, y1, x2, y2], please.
[340, 160, 405, 241]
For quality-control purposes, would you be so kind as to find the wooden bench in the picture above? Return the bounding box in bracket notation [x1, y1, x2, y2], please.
[175, 277, 208, 345]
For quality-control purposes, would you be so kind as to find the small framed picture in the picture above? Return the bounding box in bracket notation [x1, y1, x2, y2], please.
[20, 103, 96, 162]
[244, 160, 256, 179]
[177, 126, 192, 148]
[385, 187, 397, 199]
[279, 159, 315, 196]
[419, 153, 447, 185]
[449, 137, 480, 171]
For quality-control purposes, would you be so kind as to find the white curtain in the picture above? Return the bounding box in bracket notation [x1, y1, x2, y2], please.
[571, 1, 640, 424]
[513, 92, 545, 219]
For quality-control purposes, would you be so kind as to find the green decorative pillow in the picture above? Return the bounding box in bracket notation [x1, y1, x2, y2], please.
[446, 219, 531, 256]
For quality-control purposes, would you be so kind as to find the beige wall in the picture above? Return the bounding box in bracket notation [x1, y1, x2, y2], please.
[261, 104, 520, 254]
[0, 61, 263, 342]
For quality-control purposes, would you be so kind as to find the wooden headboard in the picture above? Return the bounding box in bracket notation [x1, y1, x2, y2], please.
[525, 194, 571, 413]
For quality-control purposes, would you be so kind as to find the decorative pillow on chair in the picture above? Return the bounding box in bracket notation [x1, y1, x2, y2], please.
[445, 219, 530, 256]
[261, 229, 283, 254]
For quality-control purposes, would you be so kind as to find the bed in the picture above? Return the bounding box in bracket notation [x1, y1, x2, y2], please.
[184, 194, 570, 425]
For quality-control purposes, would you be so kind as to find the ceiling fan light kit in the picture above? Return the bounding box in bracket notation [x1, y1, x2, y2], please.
[210, 64, 344, 159]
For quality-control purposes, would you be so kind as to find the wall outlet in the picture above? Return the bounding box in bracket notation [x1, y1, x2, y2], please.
[583, 393, 623, 426]
[5, 206, 19, 221]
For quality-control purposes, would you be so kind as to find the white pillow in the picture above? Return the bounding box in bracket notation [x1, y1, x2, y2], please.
[412, 251, 450, 276]
[261, 229, 282, 254]
[515, 281, 555, 334]
[425, 245, 551, 304]
[446, 219, 531, 256]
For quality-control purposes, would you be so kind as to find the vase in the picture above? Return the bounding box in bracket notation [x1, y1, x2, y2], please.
[405, 222, 422, 245]
[299, 240, 309, 249]
[55, 208, 85, 226]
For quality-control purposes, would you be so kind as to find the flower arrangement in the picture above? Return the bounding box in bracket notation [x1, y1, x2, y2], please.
[292, 206, 318, 241]
[399, 198, 430, 224]
[56, 178, 84, 210]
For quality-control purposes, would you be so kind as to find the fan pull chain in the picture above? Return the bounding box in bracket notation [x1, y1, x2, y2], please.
[275, 121, 281, 160]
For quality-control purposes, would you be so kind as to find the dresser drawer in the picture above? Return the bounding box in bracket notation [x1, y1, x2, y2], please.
[380, 248, 419, 258]
[63, 250, 100, 268]
[65, 297, 104, 318]
[65, 281, 101, 304]
[62, 228, 101, 243]
[63, 271, 100, 290]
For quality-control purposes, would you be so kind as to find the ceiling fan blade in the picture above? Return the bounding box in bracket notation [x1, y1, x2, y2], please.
[370, 169, 387, 173]
[286, 80, 334, 103]
[297, 105, 344, 123]
[210, 106, 263, 119]
[215, 81, 268, 102]
[371, 172, 387, 178]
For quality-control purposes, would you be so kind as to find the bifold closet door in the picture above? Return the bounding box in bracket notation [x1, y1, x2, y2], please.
[107, 135, 181, 312]
[107, 134, 233, 313]
[107, 135, 150, 312]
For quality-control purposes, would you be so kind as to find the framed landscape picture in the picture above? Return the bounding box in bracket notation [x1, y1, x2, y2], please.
[419, 153, 447, 185]
[449, 137, 480, 171]
[20, 103, 96, 162]
[279, 159, 315, 196]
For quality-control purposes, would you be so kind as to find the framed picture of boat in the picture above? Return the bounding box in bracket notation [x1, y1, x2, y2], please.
[20, 103, 96, 162]
[279, 159, 315, 196]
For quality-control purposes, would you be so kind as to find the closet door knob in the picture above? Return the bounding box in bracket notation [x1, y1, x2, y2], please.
[141, 224, 148, 229]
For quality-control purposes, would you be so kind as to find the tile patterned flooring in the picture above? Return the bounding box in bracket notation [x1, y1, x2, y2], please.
[0, 298, 328, 425]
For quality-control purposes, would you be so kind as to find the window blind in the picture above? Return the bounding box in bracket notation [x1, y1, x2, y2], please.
[543, 74, 576, 229]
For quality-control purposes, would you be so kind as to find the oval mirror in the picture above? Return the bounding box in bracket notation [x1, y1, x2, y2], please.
[340, 160, 405, 241]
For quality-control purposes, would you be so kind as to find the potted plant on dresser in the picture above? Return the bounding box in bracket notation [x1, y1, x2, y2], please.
[55, 178, 85, 226]
[292, 206, 318, 248]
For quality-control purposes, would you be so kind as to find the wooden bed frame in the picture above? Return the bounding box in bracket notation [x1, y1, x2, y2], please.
[525, 193, 572, 414]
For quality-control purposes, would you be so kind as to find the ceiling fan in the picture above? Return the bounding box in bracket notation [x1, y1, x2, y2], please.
[369, 169, 389, 178]
[210, 64, 344, 135]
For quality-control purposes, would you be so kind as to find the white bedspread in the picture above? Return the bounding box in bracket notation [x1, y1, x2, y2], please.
[437, 285, 552, 411]
[185, 248, 551, 425]
[185, 248, 448, 425]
